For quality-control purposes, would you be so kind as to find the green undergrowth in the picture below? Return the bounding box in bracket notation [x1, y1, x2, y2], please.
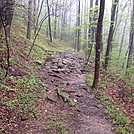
[0, 30, 75, 132]
[0, 70, 47, 132]
[56, 88, 76, 107]
[17, 33, 73, 53]
[0, 39, 48, 132]
[101, 48, 134, 88]
[0, 76, 47, 133]
[86, 73, 94, 87]
[86, 76, 134, 134]
[44, 111, 74, 134]
[99, 92, 133, 134]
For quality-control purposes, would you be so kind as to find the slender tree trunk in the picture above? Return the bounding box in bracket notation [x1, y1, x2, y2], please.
[122, 47, 128, 68]
[86, 0, 94, 63]
[26, 0, 32, 39]
[83, 0, 87, 50]
[46, 0, 52, 42]
[54, 2, 58, 39]
[34, 0, 44, 35]
[92, 0, 105, 89]
[126, 1, 134, 69]
[114, 1, 128, 38]
[0, 0, 15, 77]
[37, 0, 40, 13]
[28, 14, 51, 56]
[60, 0, 67, 41]
[33, 0, 36, 29]
[104, 0, 119, 70]
[77, 0, 81, 52]
[69, 0, 72, 26]
[118, 14, 128, 57]
[94, 0, 99, 49]
[57, 0, 61, 39]
[0, 0, 15, 32]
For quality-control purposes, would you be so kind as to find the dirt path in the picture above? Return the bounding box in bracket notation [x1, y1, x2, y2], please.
[21, 52, 115, 134]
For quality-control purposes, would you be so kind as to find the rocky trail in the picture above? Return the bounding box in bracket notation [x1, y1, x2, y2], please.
[19, 52, 115, 134]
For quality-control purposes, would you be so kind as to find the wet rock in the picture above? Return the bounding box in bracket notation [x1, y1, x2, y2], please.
[57, 59, 63, 68]
[62, 59, 72, 65]
[47, 91, 58, 102]
[34, 60, 42, 65]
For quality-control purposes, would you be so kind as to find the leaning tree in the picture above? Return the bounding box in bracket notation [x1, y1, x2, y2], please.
[0, 0, 15, 77]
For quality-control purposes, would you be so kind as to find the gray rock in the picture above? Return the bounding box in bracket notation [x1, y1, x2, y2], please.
[34, 60, 42, 65]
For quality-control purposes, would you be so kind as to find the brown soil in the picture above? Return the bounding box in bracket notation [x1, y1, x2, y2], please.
[17, 52, 115, 134]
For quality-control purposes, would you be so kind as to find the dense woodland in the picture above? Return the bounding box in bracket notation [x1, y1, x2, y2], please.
[0, 0, 134, 133]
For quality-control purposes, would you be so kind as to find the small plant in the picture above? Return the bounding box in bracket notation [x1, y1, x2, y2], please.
[86, 73, 93, 86]
[99, 92, 133, 134]
[56, 88, 76, 107]
[45, 121, 69, 134]
[2, 99, 19, 109]
[49, 111, 67, 121]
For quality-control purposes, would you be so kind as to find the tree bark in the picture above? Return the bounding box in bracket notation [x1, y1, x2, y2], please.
[92, 0, 105, 89]
[0, 0, 15, 32]
[76, 0, 81, 52]
[0, 0, 15, 77]
[83, 0, 87, 50]
[126, 1, 134, 69]
[118, 13, 128, 57]
[54, 2, 58, 39]
[26, 0, 32, 39]
[94, 0, 99, 48]
[34, 0, 44, 35]
[86, 0, 94, 63]
[104, 0, 119, 70]
[33, 0, 36, 29]
[46, 0, 52, 42]
[60, 0, 67, 41]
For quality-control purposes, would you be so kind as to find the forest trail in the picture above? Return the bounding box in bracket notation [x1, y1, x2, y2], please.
[20, 52, 115, 134]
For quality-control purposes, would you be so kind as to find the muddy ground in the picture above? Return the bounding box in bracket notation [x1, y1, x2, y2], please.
[17, 52, 115, 134]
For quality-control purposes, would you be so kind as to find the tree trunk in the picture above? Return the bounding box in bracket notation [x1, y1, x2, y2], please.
[0, 0, 15, 32]
[0, 0, 15, 77]
[83, 0, 87, 50]
[60, 0, 67, 41]
[104, 0, 119, 70]
[54, 2, 58, 39]
[126, 1, 134, 69]
[86, 0, 94, 63]
[77, 0, 81, 52]
[94, 0, 99, 49]
[118, 13, 128, 57]
[92, 0, 105, 89]
[46, 0, 52, 42]
[33, 0, 36, 29]
[26, 0, 32, 39]
[34, 0, 44, 35]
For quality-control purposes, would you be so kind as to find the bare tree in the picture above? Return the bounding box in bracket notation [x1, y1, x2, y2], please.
[0, 0, 15, 77]
[46, 0, 52, 42]
[54, 1, 58, 39]
[34, 0, 44, 35]
[83, 0, 87, 50]
[76, 0, 81, 52]
[33, 0, 36, 29]
[118, 12, 129, 57]
[26, 0, 32, 39]
[126, 0, 134, 69]
[0, 0, 15, 32]
[60, 0, 67, 41]
[104, 0, 119, 70]
[92, 0, 105, 88]
[86, 0, 94, 63]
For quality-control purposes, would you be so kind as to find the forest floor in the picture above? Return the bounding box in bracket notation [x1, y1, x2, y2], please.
[18, 52, 115, 134]
[0, 43, 134, 133]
